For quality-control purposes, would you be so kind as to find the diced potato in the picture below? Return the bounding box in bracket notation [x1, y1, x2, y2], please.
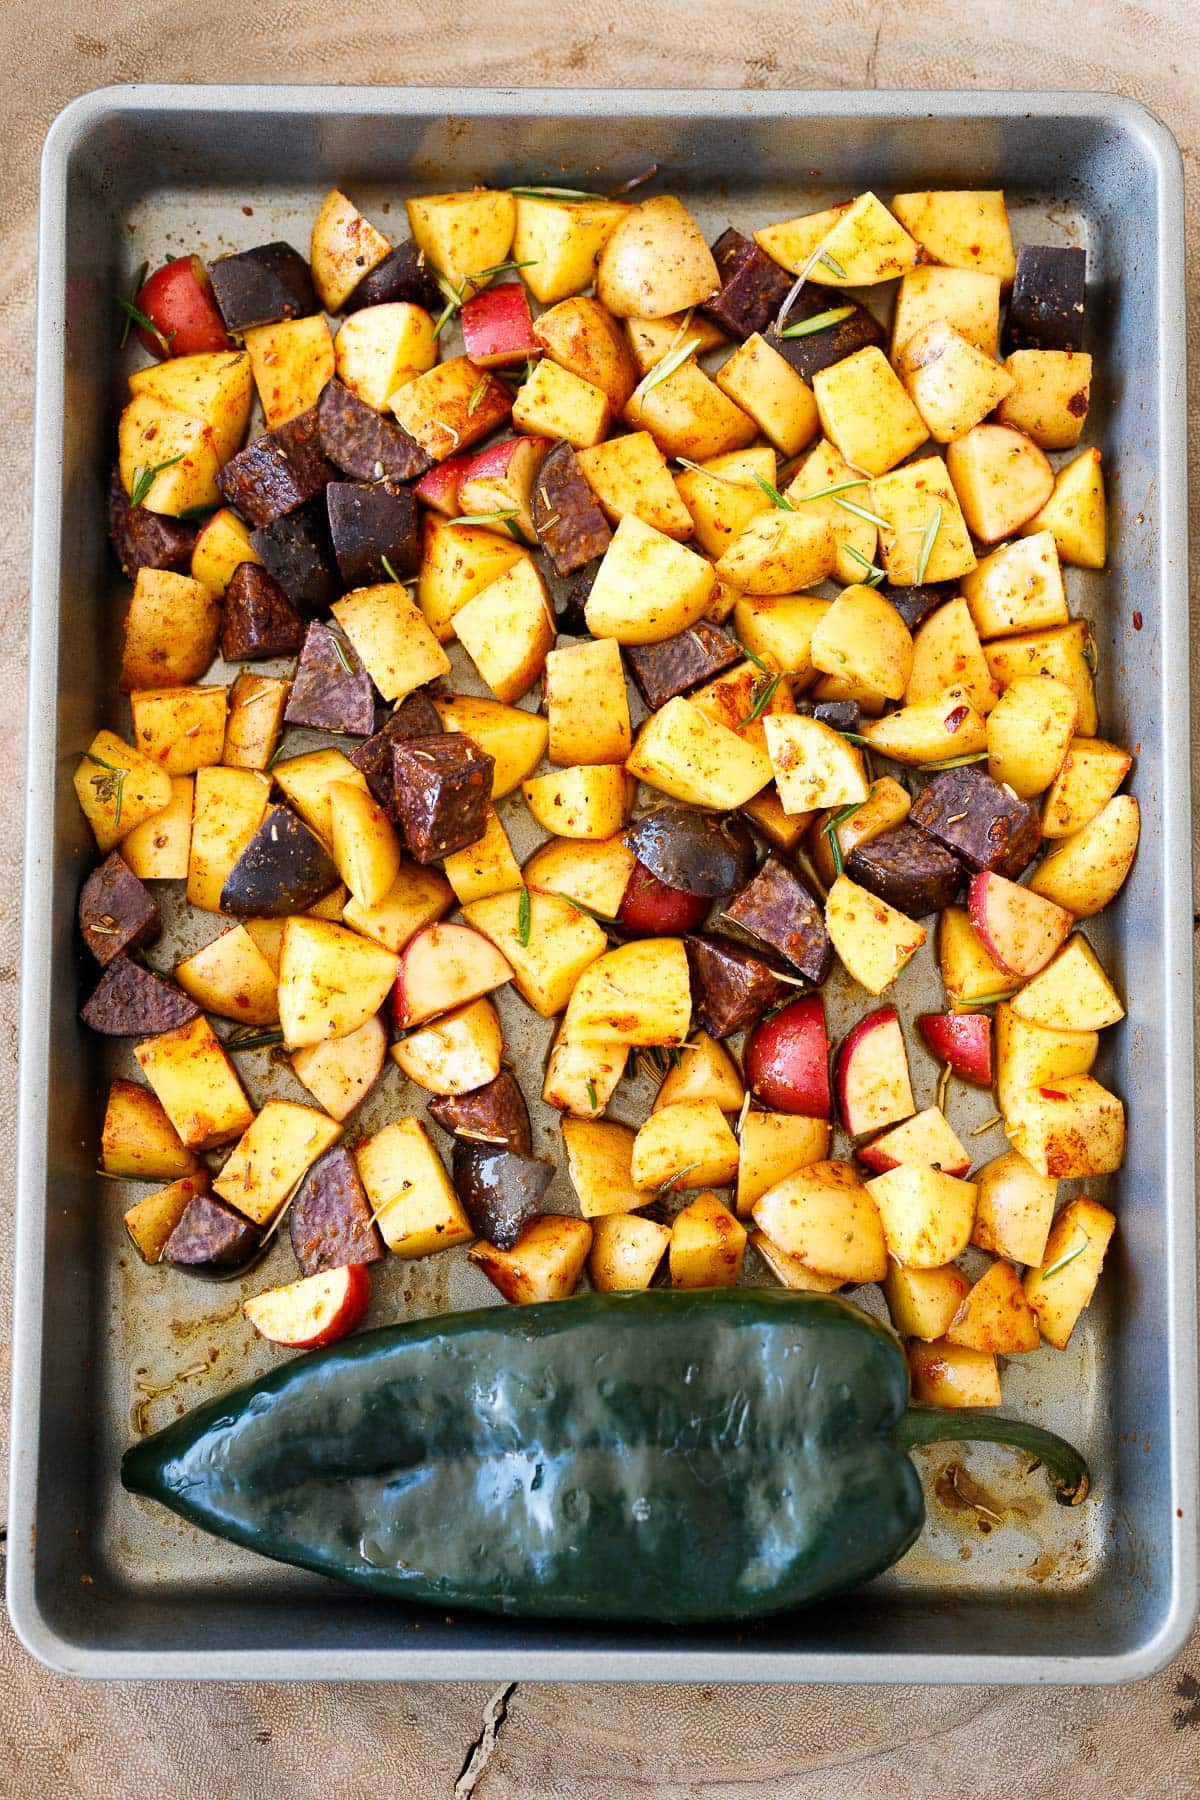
[654, 1032, 745, 1116]
[470, 1215, 592, 1303]
[1042, 737, 1132, 839]
[544, 639, 631, 766]
[631, 1099, 741, 1191]
[123, 1173, 208, 1264]
[392, 355, 511, 460]
[744, 784, 811, 853]
[542, 1023, 626, 1119]
[1020, 446, 1106, 568]
[811, 584, 913, 701]
[715, 511, 836, 597]
[331, 583, 450, 704]
[562, 1117, 645, 1218]
[405, 187, 516, 294]
[272, 749, 369, 844]
[522, 764, 631, 840]
[628, 695, 772, 809]
[891, 265, 1002, 360]
[750, 1231, 844, 1293]
[869, 455, 977, 585]
[1008, 1073, 1125, 1180]
[190, 507, 260, 595]
[174, 924, 279, 1025]
[909, 1339, 1001, 1407]
[751, 1160, 888, 1283]
[73, 729, 173, 854]
[809, 671, 888, 716]
[986, 675, 1077, 797]
[960, 532, 1068, 640]
[732, 594, 829, 688]
[417, 516, 526, 644]
[101, 1079, 200, 1180]
[946, 1259, 1040, 1353]
[531, 294, 639, 410]
[983, 619, 1097, 737]
[596, 196, 719, 319]
[1026, 795, 1139, 916]
[243, 315, 335, 430]
[117, 393, 220, 517]
[334, 302, 437, 411]
[715, 334, 819, 457]
[588, 1213, 671, 1291]
[689, 657, 796, 758]
[213, 1100, 341, 1226]
[129, 685, 226, 778]
[120, 774, 193, 879]
[861, 1107, 969, 1177]
[883, 1264, 970, 1341]
[278, 916, 399, 1048]
[447, 557, 556, 704]
[462, 889, 606, 1016]
[676, 446, 776, 557]
[310, 187, 392, 310]
[938, 905, 1021, 1008]
[997, 350, 1092, 451]
[357, 1117, 474, 1257]
[584, 515, 715, 645]
[562, 937, 691, 1047]
[783, 439, 877, 588]
[971, 1150, 1058, 1267]
[185, 766, 270, 912]
[511, 356, 611, 449]
[994, 1002, 1098, 1127]
[813, 347, 927, 477]
[904, 597, 1000, 715]
[890, 190, 1015, 282]
[826, 875, 927, 995]
[441, 807, 522, 905]
[432, 693, 547, 797]
[289, 1014, 388, 1122]
[623, 357, 757, 462]
[342, 861, 453, 953]
[763, 713, 869, 814]
[391, 995, 503, 1095]
[862, 687, 986, 765]
[624, 311, 727, 377]
[754, 193, 919, 285]
[669, 1192, 747, 1288]
[327, 781, 402, 910]
[120, 567, 222, 693]
[577, 431, 694, 539]
[513, 196, 630, 305]
[523, 835, 634, 920]
[1023, 1195, 1116, 1349]
[900, 319, 1014, 443]
[865, 1165, 977, 1268]
[946, 423, 1055, 544]
[735, 1112, 830, 1217]
[808, 776, 912, 888]
[134, 1015, 255, 1152]
[128, 350, 253, 463]
[222, 672, 289, 772]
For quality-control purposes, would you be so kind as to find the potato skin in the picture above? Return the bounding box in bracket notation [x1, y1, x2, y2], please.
[289, 1145, 384, 1276]
[684, 933, 790, 1039]
[347, 689, 443, 809]
[78, 852, 161, 967]
[531, 441, 612, 576]
[220, 562, 305, 662]
[428, 1068, 533, 1155]
[724, 855, 832, 983]
[284, 621, 376, 736]
[846, 823, 963, 918]
[81, 955, 200, 1036]
[208, 241, 318, 333]
[163, 1191, 263, 1276]
[218, 407, 335, 528]
[1003, 244, 1087, 354]
[327, 479, 420, 587]
[624, 807, 756, 899]
[107, 465, 197, 578]
[220, 804, 341, 917]
[910, 766, 1041, 877]
[451, 1142, 553, 1249]
[762, 290, 885, 382]
[625, 622, 741, 713]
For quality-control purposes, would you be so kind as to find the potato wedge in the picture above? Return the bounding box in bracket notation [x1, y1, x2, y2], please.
[470, 1215, 592, 1303]
[596, 196, 719, 319]
[118, 393, 220, 517]
[716, 512, 836, 596]
[861, 687, 986, 765]
[393, 920, 512, 1028]
[310, 188, 392, 312]
[588, 1212, 671, 1291]
[462, 889, 606, 1016]
[174, 924, 279, 1026]
[909, 1340, 1001, 1407]
[654, 1032, 744, 1116]
[811, 584, 913, 701]
[213, 1100, 342, 1226]
[585, 515, 716, 644]
[750, 1231, 844, 1293]
[1023, 1195, 1116, 1349]
[531, 295, 640, 411]
[631, 1099, 740, 1192]
[128, 350, 253, 463]
[1026, 795, 1139, 916]
[542, 1023, 626, 1120]
[522, 765, 632, 840]
[971, 1149, 1058, 1267]
[511, 357, 611, 450]
[996, 349, 1092, 451]
[937, 905, 1021, 1009]
[222, 672, 290, 772]
[186, 766, 270, 912]
[891, 265, 1002, 360]
[342, 860, 453, 953]
[1019, 446, 1106, 568]
[763, 714, 869, 814]
[1042, 737, 1132, 839]
[883, 1264, 970, 1341]
[523, 835, 634, 920]
[960, 532, 1068, 640]
[432, 693, 547, 797]
[577, 431, 694, 539]
[562, 1117, 645, 1219]
[751, 1159, 888, 1284]
[629, 696, 772, 810]
[732, 594, 829, 688]
[995, 1002, 1098, 1126]
[74, 730, 173, 854]
[735, 1112, 830, 1216]
[357, 1116, 475, 1258]
[825, 874, 927, 995]
[669, 1192, 747, 1288]
[391, 995, 503, 1095]
[946, 1259, 1039, 1353]
[865, 1164, 977, 1268]
[946, 423, 1055, 544]
[278, 917, 399, 1048]
[904, 597, 1000, 716]
[562, 937, 691, 1047]
[134, 1015, 255, 1152]
[101, 1078, 201, 1180]
[783, 439, 878, 588]
[190, 507, 260, 595]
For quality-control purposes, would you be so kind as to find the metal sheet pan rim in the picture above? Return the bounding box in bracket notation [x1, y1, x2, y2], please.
[9, 82, 1197, 1685]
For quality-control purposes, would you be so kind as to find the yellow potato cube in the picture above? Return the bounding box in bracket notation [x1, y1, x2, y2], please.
[277, 916, 398, 1048]
[101, 1079, 200, 1180]
[562, 937, 692, 1047]
[731, 594, 829, 687]
[1020, 445, 1106, 568]
[751, 1160, 888, 1284]
[654, 1033, 744, 1116]
[763, 713, 870, 813]
[585, 514, 716, 644]
[390, 996, 503, 1096]
[523, 835, 634, 920]
[441, 807, 522, 905]
[1027, 795, 1139, 916]
[272, 748, 369, 844]
[983, 619, 1097, 736]
[134, 1016, 255, 1152]
[185, 766, 270, 912]
[783, 439, 878, 587]
[909, 1339, 1001, 1407]
[588, 1213, 671, 1291]
[543, 1024, 627, 1120]
[331, 582, 450, 704]
[522, 764, 632, 840]
[562, 1118, 645, 1218]
[513, 197, 630, 305]
[628, 695, 772, 809]
[73, 730, 173, 854]
[128, 350, 253, 462]
[813, 346, 928, 476]
[623, 357, 757, 461]
[865, 1165, 977, 1268]
[971, 1149, 1058, 1268]
[433, 694, 547, 796]
[750, 1232, 844, 1293]
[577, 430, 693, 538]
[905, 597, 1000, 716]
[532, 295, 639, 410]
[891, 266, 1002, 360]
[1042, 737, 1132, 839]
[996, 349, 1092, 450]
[405, 188, 516, 294]
[688, 657, 795, 759]
[417, 516, 526, 643]
[120, 567, 222, 693]
[174, 924, 279, 1026]
[328, 781, 402, 909]
[1023, 1196, 1116, 1349]
[960, 532, 1068, 640]
[946, 1259, 1040, 1354]
[986, 675, 1077, 797]
[1008, 1073, 1125, 1180]
[715, 334, 819, 456]
[890, 190, 1015, 282]
[342, 861, 453, 953]
[754, 192, 919, 285]
[120, 774, 193, 879]
[190, 507, 259, 595]
[1012, 934, 1124, 1033]
[825, 875, 927, 995]
[392, 356, 511, 460]
[899, 319, 1014, 442]
[462, 888, 606, 1016]
[669, 1192, 747, 1288]
[811, 584, 913, 700]
[544, 638, 632, 765]
[883, 1264, 971, 1341]
[117, 392, 220, 517]
[624, 311, 727, 377]
[512, 356, 611, 449]
[676, 445, 777, 557]
[333, 302, 437, 411]
[123, 1174, 208, 1265]
[735, 1112, 830, 1217]
[243, 315, 335, 429]
[869, 455, 977, 585]
[213, 1100, 341, 1226]
[631, 1100, 740, 1192]
[289, 1014, 388, 1122]
[356, 1117, 474, 1257]
[945, 422, 1055, 544]
[470, 1215, 593, 1302]
[861, 686, 987, 765]
[995, 1002, 1098, 1128]
[310, 187, 392, 312]
[222, 671, 289, 771]
[596, 196, 720, 319]
[937, 905, 1020, 1009]
[715, 511, 836, 596]
[130, 684, 227, 777]
[452, 557, 555, 703]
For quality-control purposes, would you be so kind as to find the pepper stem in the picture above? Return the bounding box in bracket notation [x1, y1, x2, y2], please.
[893, 1407, 1090, 1507]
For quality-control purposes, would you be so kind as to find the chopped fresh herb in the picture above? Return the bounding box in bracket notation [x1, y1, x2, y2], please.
[921, 750, 989, 771]
[1040, 1234, 1091, 1281]
[842, 542, 887, 586]
[266, 737, 290, 769]
[517, 884, 532, 947]
[116, 289, 174, 357]
[819, 249, 848, 279]
[1082, 632, 1099, 675]
[835, 494, 890, 530]
[737, 672, 783, 727]
[840, 730, 872, 746]
[733, 636, 769, 674]
[585, 1078, 599, 1109]
[961, 991, 1014, 1009]
[84, 751, 128, 827]
[936, 1061, 953, 1115]
[915, 503, 943, 585]
[330, 634, 355, 677]
[676, 457, 758, 490]
[735, 1089, 752, 1138]
[779, 304, 856, 339]
[129, 455, 185, 507]
[509, 185, 604, 201]
[822, 801, 862, 878]
[175, 503, 217, 522]
[225, 1025, 285, 1052]
[431, 294, 462, 339]
[559, 893, 621, 928]
[447, 509, 520, 530]
[751, 472, 795, 512]
[969, 1114, 1004, 1136]
[794, 477, 867, 505]
[466, 374, 489, 416]
[607, 163, 658, 196]
[380, 554, 401, 583]
[118, 262, 149, 348]
[625, 1046, 640, 1079]
[636, 333, 703, 398]
[658, 1160, 702, 1195]
[471, 258, 539, 282]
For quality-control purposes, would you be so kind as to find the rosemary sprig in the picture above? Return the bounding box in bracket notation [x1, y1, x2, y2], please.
[751, 472, 795, 511]
[778, 303, 856, 339]
[517, 884, 532, 947]
[969, 1114, 1004, 1136]
[176, 503, 217, 522]
[737, 672, 783, 728]
[936, 1061, 953, 1115]
[635, 334, 702, 398]
[585, 1078, 599, 1110]
[839, 730, 873, 746]
[129, 454, 185, 507]
[1040, 1234, 1091, 1282]
[842, 542, 887, 586]
[794, 478, 866, 505]
[116, 288, 174, 357]
[559, 893, 622, 928]
[733, 636, 769, 674]
[658, 1160, 702, 1195]
[915, 503, 943, 585]
[466, 374, 489, 416]
[84, 751, 128, 827]
[607, 163, 658, 196]
[380, 554, 401, 583]
[225, 1025, 285, 1052]
[821, 801, 862, 877]
[1082, 632, 1099, 676]
[835, 494, 890, 530]
[818, 249, 848, 279]
[472, 257, 538, 282]
[329, 634, 355, 677]
[266, 737, 290, 770]
[118, 262, 149, 348]
[921, 751, 989, 771]
[448, 509, 520, 529]
[431, 284, 464, 339]
[675, 457, 758, 490]
[509, 185, 604, 201]
[962, 991, 1015, 1008]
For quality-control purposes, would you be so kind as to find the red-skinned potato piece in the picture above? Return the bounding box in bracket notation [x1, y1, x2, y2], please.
[456, 435, 553, 541]
[460, 282, 539, 367]
[967, 871, 1073, 979]
[835, 1006, 915, 1138]
[133, 256, 234, 359]
[243, 1263, 371, 1349]
[744, 995, 831, 1118]
[391, 921, 513, 1029]
[414, 454, 472, 517]
[618, 859, 710, 935]
[917, 1012, 993, 1086]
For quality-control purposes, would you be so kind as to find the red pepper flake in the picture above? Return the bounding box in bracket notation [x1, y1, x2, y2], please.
[944, 705, 968, 734]
[1132, 611, 1143, 630]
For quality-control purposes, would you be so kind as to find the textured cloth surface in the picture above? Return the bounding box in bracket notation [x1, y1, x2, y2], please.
[2, 5, 1200, 1794]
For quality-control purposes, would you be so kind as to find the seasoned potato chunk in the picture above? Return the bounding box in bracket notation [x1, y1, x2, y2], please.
[755, 193, 919, 286]
[669, 1192, 747, 1288]
[890, 190, 1016, 282]
[813, 347, 928, 476]
[996, 350, 1092, 450]
[1023, 1195, 1116, 1348]
[868, 455, 977, 585]
[629, 696, 772, 810]
[585, 515, 716, 644]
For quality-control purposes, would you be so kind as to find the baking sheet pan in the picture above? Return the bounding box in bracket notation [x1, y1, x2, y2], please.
[8, 85, 1196, 1681]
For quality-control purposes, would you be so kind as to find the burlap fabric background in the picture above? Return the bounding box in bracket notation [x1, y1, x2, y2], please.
[2, 4, 1198, 1793]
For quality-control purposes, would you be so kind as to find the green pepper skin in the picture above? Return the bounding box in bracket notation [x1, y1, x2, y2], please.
[123, 1289, 923, 1622]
